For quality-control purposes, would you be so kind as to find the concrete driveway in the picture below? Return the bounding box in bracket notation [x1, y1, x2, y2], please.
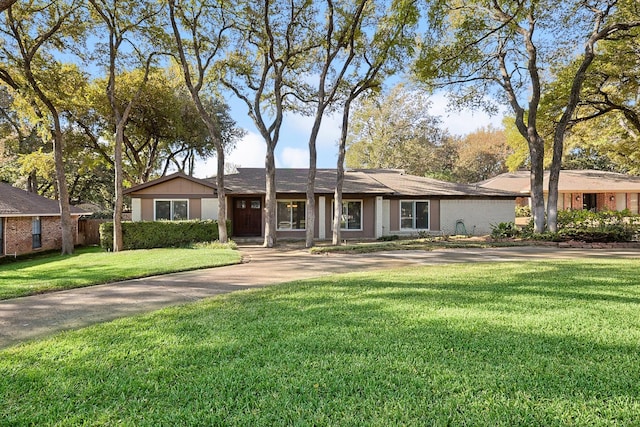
[1, 245, 638, 349]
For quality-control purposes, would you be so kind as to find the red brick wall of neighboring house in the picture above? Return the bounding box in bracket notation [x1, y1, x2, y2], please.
[3, 216, 79, 256]
[571, 193, 583, 210]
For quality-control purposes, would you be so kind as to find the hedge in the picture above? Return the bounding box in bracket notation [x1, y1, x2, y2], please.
[100, 220, 233, 251]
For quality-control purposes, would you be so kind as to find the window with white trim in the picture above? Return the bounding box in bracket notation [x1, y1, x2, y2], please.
[155, 200, 188, 220]
[32, 216, 42, 248]
[335, 200, 362, 230]
[277, 200, 306, 230]
[400, 200, 429, 230]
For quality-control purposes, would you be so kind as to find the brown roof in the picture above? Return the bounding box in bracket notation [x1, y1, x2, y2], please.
[123, 171, 216, 194]
[478, 170, 640, 193]
[0, 182, 86, 217]
[224, 168, 392, 195]
[362, 169, 521, 197]
[122, 168, 522, 198]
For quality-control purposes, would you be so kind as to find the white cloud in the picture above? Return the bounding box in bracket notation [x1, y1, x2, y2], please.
[286, 112, 342, 148]
[429, 92, 504, 136]
[192, 131, 266, 178]
[279, 146, 309, 168]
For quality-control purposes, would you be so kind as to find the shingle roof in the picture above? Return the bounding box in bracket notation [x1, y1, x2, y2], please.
[362, 169, 522, 197]
[0, 182, 86, 217]
[223, 168, 392, 195]
[123, 171, 216, 194]
[478, 170, 640, 193]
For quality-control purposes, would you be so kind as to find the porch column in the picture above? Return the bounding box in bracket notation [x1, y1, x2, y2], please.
[318, 196, 326, 239]
[375, 196, 383, 239]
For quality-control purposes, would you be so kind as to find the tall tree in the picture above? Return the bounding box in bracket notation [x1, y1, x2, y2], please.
[331, 1, 419, 245]
[0, 0, 87, 254]
[168, 0, 233, 243]
[454, 126, 510, 183]
[297, 0, 371, 248]
[220, 0, 318, 247]
[88, 0, 162, 252]
[345, 84, 449, 176]
[417, 0, 640, 232]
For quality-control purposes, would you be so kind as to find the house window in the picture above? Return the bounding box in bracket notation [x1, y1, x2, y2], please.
[0, 218, 4, 255]
[277, 200, 306, 230]
[32, 216, 42, 249]
[400, 200, 430, 230]
[337, 200, 362, 230]
[155, 200, 188, 220]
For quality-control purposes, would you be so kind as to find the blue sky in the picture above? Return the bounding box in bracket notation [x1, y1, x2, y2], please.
[193, 91, 505, 178]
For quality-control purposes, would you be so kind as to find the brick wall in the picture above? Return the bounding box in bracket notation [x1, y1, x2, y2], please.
[2, 216, 78, 256]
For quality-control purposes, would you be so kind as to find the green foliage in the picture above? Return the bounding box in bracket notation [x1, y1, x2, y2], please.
[100, 220, 233, 251]
[3, 259, 640, 424]
[376, 234, 399, 241]
[490, 222, 520, 239]
[515, 205, 531, 217]
[523, 209, 640, 242]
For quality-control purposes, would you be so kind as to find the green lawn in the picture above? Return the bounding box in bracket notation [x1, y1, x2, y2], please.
[0, 245, 241, 300]
[2, 259, 640, 425]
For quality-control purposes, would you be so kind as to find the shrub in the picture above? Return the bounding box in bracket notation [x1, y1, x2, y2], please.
[100, 220, 233, 251]
[523, 209, 640, 242]
[377, 235, 399, 241]
[515, 205, 531, 217]
[490, 222, 520, 239]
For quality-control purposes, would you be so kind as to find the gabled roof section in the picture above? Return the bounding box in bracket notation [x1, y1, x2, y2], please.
[224, 168, 391, 195]
[362, 169, 523, 197]
[0, 182, 86, 217]
[478, 170, 640, 193]
[123, 171, 217, 195]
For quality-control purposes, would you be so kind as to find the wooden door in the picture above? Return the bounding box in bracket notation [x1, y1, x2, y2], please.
[233, 198, 262, 236]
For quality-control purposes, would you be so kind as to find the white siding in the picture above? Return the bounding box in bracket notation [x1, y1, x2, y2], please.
[631, 193, 639, 214]
[440, 199, 515, 235]
[382, 199, 391, 236]
[201, 198, 219, 220]
[319, 196, 326, 239]
[616, 193, 626, 211]
[131, 198, 142, 222]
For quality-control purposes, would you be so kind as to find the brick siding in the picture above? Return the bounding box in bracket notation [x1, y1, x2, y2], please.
[2, 216, 79, 256]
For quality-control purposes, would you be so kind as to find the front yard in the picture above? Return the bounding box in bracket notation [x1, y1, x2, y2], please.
[0, 245, 241, 300]
[1, 258, 639, 425]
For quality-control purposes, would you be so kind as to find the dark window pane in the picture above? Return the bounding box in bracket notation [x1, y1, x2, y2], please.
[416, 202, 429, 229]
[155, 201, 171, 220]
[173, 201, 188, 220]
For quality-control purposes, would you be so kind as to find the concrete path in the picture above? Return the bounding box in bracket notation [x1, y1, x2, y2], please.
[1, 245, 638, 349]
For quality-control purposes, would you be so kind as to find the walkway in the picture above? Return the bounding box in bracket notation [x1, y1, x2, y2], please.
[1, 245, 638, 349]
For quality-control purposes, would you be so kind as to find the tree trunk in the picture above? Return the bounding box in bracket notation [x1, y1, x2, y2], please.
[333, 98, 353, 245]
[53, 124, 75, 255]
[113, 124, 124, 252]
[305, 115, 322, 248]
[215, 144, 228, 243]
[529, 135, 546, 233]
[264, 146, 277, 248]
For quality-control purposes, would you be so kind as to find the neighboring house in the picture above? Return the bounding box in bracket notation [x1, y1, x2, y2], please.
[478, 170, 640, 213]
[125, 168, 520, 239]
[0, 182, 86, 256]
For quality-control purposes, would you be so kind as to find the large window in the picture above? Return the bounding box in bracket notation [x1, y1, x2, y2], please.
[277, 200, 306, 230]
[401, 200, 429, 230]
[32, 216, 42, 249]
[340, 200, 362, 230]
[155, 200, 188, 220]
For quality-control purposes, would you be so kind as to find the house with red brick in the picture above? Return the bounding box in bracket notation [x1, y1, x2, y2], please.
[124, 168, 521, 239]
[0, 182, 86, 256]
[478, 170, 640, 213]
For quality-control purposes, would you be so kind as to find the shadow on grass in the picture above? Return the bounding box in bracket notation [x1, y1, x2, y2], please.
[2, 260, 640, 425]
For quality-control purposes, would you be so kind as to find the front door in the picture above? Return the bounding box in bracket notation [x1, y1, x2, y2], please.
[0, 218, 3, 255]
[233, 198, 262, 237]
